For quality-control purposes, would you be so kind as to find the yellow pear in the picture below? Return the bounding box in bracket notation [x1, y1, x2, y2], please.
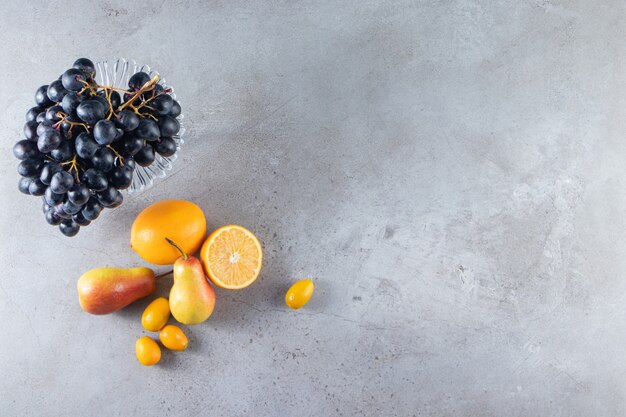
[167, 238, 215, 325]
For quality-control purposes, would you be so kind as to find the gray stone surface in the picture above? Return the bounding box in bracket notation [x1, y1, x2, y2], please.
[0, 0, 624, 415]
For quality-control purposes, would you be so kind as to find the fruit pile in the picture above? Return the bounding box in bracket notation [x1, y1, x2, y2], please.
[76, 200, 315, 366]
[13, 58, 182, 237]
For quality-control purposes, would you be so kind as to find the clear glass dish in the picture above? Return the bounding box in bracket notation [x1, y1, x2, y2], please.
[94, 58, 185, 194]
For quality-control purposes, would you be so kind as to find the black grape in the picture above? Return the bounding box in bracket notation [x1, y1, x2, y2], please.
[153, 137, 177, 157]
[61, 199, 83, 215]
[108, 190, 123, 208]
[44, 187, 64, 206]
[135, 118, 160, 141]
[54, 205, 73, 219]
[28, 179, 47, 196]
[45, 105, 64, 123]
[72, 211, 91, 226]
[91, 147, 115, 172]
[124, 157, 136, 170]
[18, 177, 32, 194]
[109, 91, 121, 108]
[36, 122, 54, 137]
[35, 85, 53, 107]
[96, 186, 118, 207]
[37, 128, 62, 153]
[45, 210, 62, 226]
[50, 171, 74, 194]
[117, 136, 144, 157]
[81, 196, 103, 221]
[134, 145, 155, 166]
[24, 121, 38, 140]
[67, 183, 90, 205]
[114, 109, 140, 131]
[73, 58, 95, 78]
[61, 92, 83, 115]
[13, 140, 40, 160]
[82, 168, 108, 191]
[47, 79, 68, 102]
[26, 106, 43, 122]
[61, 68, 86, 91]
[18, 158, 44, 177]
[151, 94, 173, 115]
[59, 220, 80, 237]
[93, 120, 117, 145]
[128, 72, 151, 90]
[50, 140, 74, 162]
[76, 100, 105, 123]
[75, 132, 99, 159]
[158, 116, 180, 136]
[169, 100, 181, 117]
[40, 162, 62, 185]
[93, 95, 111, 114]
[108, 165, 133, 189]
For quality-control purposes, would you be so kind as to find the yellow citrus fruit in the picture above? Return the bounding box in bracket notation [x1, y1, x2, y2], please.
[141, 297, 170, 332]
[200, 225, 262, 289]
[131, 200, 206, 265]
[135, 336, 161, 366]
[285, 279, 315, 309]
[159, 324, 189, 351]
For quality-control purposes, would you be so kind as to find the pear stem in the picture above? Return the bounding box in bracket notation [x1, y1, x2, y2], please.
[155, 270, 173, 279]
[165, 237, 188, 260]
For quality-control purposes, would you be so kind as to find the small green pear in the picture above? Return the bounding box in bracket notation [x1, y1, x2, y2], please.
[167, 238, 215, 325]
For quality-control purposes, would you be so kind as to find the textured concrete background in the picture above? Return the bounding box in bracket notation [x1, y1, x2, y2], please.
[0, 0, 625, 416]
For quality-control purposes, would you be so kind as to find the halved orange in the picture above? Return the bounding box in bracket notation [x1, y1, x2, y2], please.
[200, 225, 262, 289]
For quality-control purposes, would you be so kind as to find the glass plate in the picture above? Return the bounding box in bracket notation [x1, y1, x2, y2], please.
[94, 58, 185, 194]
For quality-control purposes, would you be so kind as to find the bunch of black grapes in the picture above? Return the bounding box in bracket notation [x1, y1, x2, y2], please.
[14, 58, 182, 237]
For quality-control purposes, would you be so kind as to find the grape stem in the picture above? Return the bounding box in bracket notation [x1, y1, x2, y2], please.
[135, 91, 164, 111]
[117, 75, 161, 111]
[106, 145, 125, 166]
[54, 112, 90, 133]
[98, 86, 130, 93]
[128, 103, 158, 121]
[61, 155, 81, 182]
[78, 79, 99, 95]
[104, 88, 115, 120]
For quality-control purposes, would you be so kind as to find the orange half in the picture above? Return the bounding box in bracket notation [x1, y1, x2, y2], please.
[201, 225, 262, 289]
